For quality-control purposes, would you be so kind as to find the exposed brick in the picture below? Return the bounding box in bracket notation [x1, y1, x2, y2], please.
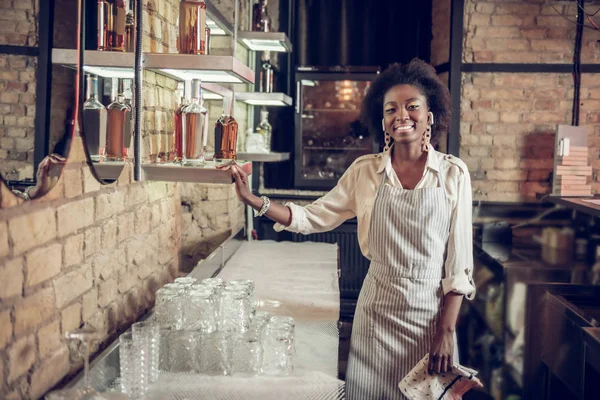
[7, 335, 36, 383]
[29, 345, 70, 400]
[25, 243, 62, 288]
[53, 263, 93, 309]
[14, 286, 55, 335]
[8, 208, 56, 255]
[93, 246, 126, 281]
[82, 167, 102, 193]
[57, 198, 94, 237]
[82, 288, 98, 321]
[97, 279, 118, 308]
[61, 302, 81, 334]
[117, 212, 135, 242]
[102, 219, 118, 250]
[84, 226, 102, 259]
[37, 319, 61, 358]
[63, 233, 84, 268]
[63, 167, 83, 198]
[0, 308, 12, 350]
[95, 191, 126, 221]
[0, 258, 23, 300]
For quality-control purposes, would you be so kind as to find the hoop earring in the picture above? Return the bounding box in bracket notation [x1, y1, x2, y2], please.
[382, 118, 391, 151]
[422, 125, 432, 152]
[384, 131, 391, 152]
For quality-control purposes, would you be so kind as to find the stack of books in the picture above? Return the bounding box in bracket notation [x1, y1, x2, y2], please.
[554, 145, 592, 197]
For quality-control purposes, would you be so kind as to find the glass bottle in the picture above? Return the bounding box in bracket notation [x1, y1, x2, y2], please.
[106, 78, 130, 161]
[111, 0, 127, 51]
[172, 82, 188, 162]
[252, 0, 261, 31]
[205, 25, 211, 55]
[259, 0, 271, 32]
[259, 51, 274, 93]
[83, 75, 107, 162]
[178, 0, 207, 55]
[122, 79, 133, 158]
[97, 0, 110, 50]
[125, 0, 135, 52]
[182, 79, 207, 165]
[256, 109, 272, 152]
[214, 113, 238, 162]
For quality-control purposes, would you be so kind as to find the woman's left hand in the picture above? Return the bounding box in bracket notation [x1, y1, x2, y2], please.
[428, 330, 454, 374]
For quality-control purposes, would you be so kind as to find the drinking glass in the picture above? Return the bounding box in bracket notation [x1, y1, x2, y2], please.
[119, 332, 148, 398]
[132, 321, 160, 383]
[262, 323, 294, 376]
[231, 332, 263, 376]
[197, 332, 231, 376]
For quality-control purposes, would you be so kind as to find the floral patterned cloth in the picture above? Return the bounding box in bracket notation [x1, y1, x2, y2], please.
[399, 354, 483, 400]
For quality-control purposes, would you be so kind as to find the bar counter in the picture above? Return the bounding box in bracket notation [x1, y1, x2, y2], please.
[66, 239, 345, 399]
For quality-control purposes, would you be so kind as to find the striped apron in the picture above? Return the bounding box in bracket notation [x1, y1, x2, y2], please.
[345, 170, 453, 400]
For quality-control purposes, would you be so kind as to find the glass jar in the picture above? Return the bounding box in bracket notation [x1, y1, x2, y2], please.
[220, 287, 251, 333]
[262, 324, 294, 376]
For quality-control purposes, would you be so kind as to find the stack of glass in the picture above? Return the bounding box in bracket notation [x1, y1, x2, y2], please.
[139, 277, 295, 381]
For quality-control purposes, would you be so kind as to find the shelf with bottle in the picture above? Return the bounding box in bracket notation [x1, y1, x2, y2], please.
[142, 160, 252, 184]
[141, 79, 252, 183]
[52, 49, 134, 79]
[144, 54, 254, 84]
[235, 92, 292, 106]
[236, 152, 290, 162]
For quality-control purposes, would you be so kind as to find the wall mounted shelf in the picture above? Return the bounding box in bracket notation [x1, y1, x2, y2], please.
[238, 31, 293, 53]
[142, 161, 252, 184]
[144, 54, 254, 84]
[52, 49, 135, 78]
[91, 161, 127, 181]
[235, 92, 292, 106]
[237, 152, 290, 162]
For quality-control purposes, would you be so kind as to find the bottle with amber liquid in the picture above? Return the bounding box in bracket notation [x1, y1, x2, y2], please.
[179, 0, 207, 55]
[181, 79, 207, 165]
[125, 0, 135, 52]
[106, 78, 131, 161]
[83, 75, 107, 161]
[110, 0, 127, 51]
[214, 113, 238, 162]
[97, 0, 110, 50]
[172, 83, 188, 163]
[121, 79, 133, 158]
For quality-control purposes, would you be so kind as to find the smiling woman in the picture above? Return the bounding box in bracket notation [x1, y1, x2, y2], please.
[227, 58, 476, 400]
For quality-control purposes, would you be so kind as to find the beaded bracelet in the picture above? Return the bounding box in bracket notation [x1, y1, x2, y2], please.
[254, 195, 271, 217]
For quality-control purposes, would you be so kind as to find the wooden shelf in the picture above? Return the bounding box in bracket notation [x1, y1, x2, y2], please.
[546, 196, 600, 218]
[237, 152, 290, 162]
[142, 161, 252, 184]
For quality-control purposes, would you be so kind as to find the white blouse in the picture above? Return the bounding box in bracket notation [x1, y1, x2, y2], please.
[274, 147, 476, 300]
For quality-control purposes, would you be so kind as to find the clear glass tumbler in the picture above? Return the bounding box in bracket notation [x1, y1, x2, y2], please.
[197, 332, 231, 376]
[262, 323, 294, 376]
[220, 287, 251, 333]
[155, 287, 183, 329]
[231, 331, 263, 377]
[132, 321, 160, 383]
[168, 330, 199, 373]
[185, 286, 216, 332]
[119, 332, 148, 398]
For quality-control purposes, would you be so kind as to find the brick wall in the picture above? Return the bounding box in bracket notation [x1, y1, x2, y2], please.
[455, 0, 600, 201]
[0, 55, 37, 181]
[0, 0, 247, 398]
